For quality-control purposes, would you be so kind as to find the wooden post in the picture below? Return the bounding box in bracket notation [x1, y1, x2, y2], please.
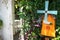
[0, 0, 14, 40]
[45, 37, 49, 40]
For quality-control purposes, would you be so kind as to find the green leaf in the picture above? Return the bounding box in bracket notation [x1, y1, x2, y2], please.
[31, 32, 36, 36]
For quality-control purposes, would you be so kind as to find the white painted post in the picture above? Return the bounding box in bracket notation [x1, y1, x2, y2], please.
[19, 7, 24, 40]
[19, 18, 24, 40]
[0, 0, 14, 40]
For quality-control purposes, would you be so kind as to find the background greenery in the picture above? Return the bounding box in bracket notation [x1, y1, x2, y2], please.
[14, 0, 60, 40]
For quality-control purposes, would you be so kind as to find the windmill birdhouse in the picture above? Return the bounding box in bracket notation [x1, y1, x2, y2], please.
[37, 1, 57, 37]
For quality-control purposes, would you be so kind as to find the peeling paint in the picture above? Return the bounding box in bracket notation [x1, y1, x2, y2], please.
[2, 0, 8, 5]
[2, 0, 8, 9]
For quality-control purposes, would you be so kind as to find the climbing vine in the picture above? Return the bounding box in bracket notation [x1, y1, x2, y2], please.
[15, 0, 60, 40]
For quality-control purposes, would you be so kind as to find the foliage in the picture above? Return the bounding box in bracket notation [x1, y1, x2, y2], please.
[15, 0, 60, 40]
[0, 19, 3, 29]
